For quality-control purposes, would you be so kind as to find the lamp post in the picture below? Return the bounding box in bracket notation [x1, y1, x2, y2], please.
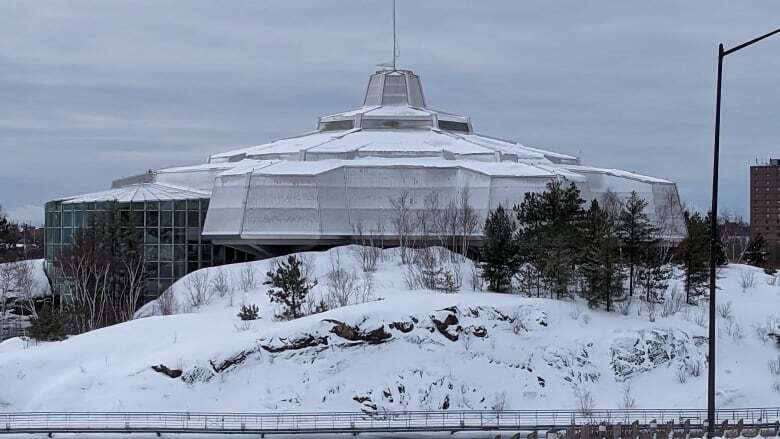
[708, 27, 780, 436]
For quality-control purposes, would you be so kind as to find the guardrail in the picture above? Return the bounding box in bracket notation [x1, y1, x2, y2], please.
[1, 408, 779, 435]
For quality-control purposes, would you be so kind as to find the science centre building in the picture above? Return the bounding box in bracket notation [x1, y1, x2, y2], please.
[44, 68, 686, 299]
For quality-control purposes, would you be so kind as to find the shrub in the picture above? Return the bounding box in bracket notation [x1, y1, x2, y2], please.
[237, 304, 259, 321]
[717, 301, 733, 320]
[739, 270, 756, 292]
[770, 356, 780, 376]
[27, 306, 68, 341]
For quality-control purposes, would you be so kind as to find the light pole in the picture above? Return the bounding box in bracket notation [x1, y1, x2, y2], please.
[708, 27, 780, 436]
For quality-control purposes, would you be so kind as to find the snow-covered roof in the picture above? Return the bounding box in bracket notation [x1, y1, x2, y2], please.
[562, 165, 672, 184]
[56, 183, 209, 204]
[238, 157, 583, 180]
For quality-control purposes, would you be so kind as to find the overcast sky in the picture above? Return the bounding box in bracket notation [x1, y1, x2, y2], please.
[1, 1, 778, 225]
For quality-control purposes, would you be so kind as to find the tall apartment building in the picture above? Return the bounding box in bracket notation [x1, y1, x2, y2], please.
[750, 158, 780, 263]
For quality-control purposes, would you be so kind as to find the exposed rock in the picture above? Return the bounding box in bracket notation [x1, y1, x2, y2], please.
[325, 319, 392, 344]
[431, 308, 461, 341]
[610, 329, 704, 381]
[181, 365, 215, 384]
[470, 325, 487, 338]
[389, 320, 414, 333]
[210, 349, 257, 373]
[151, 364, 182, 379]
[353, 394, 377, 414]
[260, 334, 329, 353]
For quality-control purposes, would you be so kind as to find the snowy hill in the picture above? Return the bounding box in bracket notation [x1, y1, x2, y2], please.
[1, 247, 779, 412]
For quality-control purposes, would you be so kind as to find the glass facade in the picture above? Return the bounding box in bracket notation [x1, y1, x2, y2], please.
[44, 197, 253, 301]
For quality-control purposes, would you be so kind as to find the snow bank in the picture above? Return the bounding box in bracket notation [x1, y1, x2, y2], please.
[1, 248, 779, 412]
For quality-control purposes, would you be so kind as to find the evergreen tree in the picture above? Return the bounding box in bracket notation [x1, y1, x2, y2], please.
[265, 255, 317, 320]
[579, 200, 624, 311]
[0, 205, 20, 250]
[480, 205, 519, 292]
[744, 234, 768, 267]
[637, 245, 671, 305]
[618, 191, 657, 297]
[704, 211, 727, 266]
[677, 211, 709, 304]
[515, 180, 585, 299]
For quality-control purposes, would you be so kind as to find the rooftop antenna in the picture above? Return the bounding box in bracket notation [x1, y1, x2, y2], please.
[392, 0, 398, 70]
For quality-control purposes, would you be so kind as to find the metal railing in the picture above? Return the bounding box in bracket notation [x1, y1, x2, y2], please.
[0, 408, 779, 435]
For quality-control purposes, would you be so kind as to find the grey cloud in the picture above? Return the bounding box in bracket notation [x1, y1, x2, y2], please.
[1, 0, 778, 220]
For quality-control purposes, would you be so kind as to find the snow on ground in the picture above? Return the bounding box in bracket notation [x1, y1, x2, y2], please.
[0, 247, 779, 413]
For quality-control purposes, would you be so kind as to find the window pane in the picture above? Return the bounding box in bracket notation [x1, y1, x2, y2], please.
[62, 211, 73, 227]
[174, 244, 186, 261]
[62, 228, 73, 243]
[145, 228, 159, 244]
[160, 201, 173, 210]
[144, 245, 158, 261]
[132, 211, 144, 227]
[146, 201, 159, 211]
[174, 211, 186, 227]
[187, 200, 200, 210]
[159, 262, 173, 278]
[174, 228, 186, 244]
[145, 262, 158, 277]
[187, 244, 199, 261]
[146, 211, 159, 227]
[160, 228, 173, 244]
[160, 211, 173, 227]
[159, 245, 173, 261]
[175, 200, 187, 210]
[186, 227, 200, 243]
[187, 211, 199, 228]
[174, 262, 186, 278]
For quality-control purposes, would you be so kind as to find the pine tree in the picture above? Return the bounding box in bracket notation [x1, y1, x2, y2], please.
[265, 255, 317, 320]
[515, 180, 585, 299]
[704, 211, 727, 266]
[0, 205, 20, 251]
[637, 245, 671, 305]
[618, 191, 657, 297]
[677, 211, 709, 304]
[480, 205, 519, 292]
[744, 234, 768, 267]
[580, 200, 624, 311]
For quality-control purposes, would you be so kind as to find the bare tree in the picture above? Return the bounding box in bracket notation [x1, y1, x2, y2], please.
[0, 262, 14, 339]
[183, 270, 213, 309]
[156, 287, 177, 315]
[719, 212, 750, 264]
[351, 221, 383, 272]
[456, 188, 480, 258]
[239, 264, 258, 292]
[11, 261, 37, 319]
[58, 251, 112, 332]
[389, 190, 415, 264]
[211, 269, 233, 298]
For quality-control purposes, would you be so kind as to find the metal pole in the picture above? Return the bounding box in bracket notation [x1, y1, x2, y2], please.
[707, 42, 724, 437]
[392, 0, 396, 70]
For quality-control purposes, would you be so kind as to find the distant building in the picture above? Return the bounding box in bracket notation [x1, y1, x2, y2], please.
[750, 158, 780, 263]
[44, 67, 687, 300]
